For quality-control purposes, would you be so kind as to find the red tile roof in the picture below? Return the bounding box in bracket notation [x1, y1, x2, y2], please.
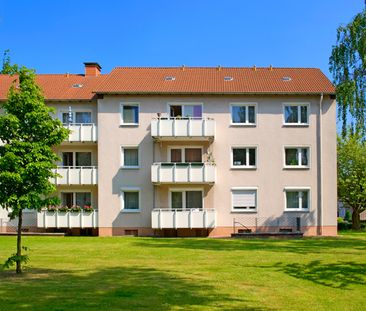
[95, 67, 335, 95]
[0, 67, 335, 100]
[0, 74, 107, 101]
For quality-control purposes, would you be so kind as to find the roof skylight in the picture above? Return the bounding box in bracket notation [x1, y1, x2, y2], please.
[282, 77, 292, 81]
[72, 84, 83, 88]
[165, 76, 176, 81]
[224, 76, 234, 81]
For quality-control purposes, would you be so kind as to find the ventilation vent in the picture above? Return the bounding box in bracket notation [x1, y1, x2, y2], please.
[282, 77, 292, 81]
[165, 76, 176, 81]
[72, 84, 83, 88]
[224, 76, 234, 81]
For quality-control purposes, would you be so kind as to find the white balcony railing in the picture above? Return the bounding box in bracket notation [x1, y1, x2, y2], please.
[151, 118, 215, 139]
[52, 166, 98, 185]
[64, 123, 97, 142]
[151, 163, 216, 184]
[152, 208, 216, 229]
[37, 210, 98, 228]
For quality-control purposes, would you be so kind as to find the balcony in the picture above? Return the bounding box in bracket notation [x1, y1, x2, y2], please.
[151, 208, 216, 229]
[151, 163, 216, 184]
[151, 118, 215, 140]
[64, 123, 97, 142]
[37, 210, 98, 228]
[52, 166, 98, 185]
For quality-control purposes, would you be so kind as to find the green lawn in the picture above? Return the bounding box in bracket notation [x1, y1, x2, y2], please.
[0, 233, 365, 311]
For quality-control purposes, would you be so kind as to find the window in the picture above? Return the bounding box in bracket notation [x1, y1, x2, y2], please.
[169, 104, 202, 119]
[121, 147, 139, 168]
[61, 152, 92, 167]
[230, 103, 256, 125]
[121, 103, 139, 125]
[62, 111, 92, 124]
[231, 189, 257, 212]
[231, 147, 256, 168]
[61, 192, 91, 207]
[170, 190, 203, 210]
[285, 189, 309, 211]
[121, 189, 140, 211]
[168, 147, 202, 163]
[284, 147, 309, 168]
[283, 104, 309, 125]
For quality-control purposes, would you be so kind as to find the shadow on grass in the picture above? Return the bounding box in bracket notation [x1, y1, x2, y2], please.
[0, 266, 270, 311]
[270, 260, 366, 289]
[132, 235, 366, 254]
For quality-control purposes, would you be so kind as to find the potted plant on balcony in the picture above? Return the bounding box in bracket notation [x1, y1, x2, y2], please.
[46, 205, 58, 213]
[207, 152, 216, 166]
[82, 205, 93, 213]
[58, 206, 69, 213]
[70, 205, 81, 213]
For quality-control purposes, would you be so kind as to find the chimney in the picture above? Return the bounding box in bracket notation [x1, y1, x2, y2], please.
[84, 62, 102, 77]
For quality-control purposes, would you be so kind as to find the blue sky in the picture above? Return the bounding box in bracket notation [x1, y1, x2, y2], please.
[0, 0, 364, 78]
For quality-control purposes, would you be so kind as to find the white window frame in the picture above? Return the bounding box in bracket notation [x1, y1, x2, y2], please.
[168, 188, 204, 210]
[120, 187, 141, 213]
[284, 187, 311, 212]
[120, 102, 140, 126]
[167, 146, 204, 162]
[230, 103, 257, 126]
[59, 150, 93, 167]
[121, 145, 140, 169]
[231, 187, 258, 213]
[59, 190, 93, 207]
[282, 103, 310, 126]
[230, 146, 257, 169]
[166, 102, 204, 119]
[283, 146, 310, 169]
[59, 109, 93, 124]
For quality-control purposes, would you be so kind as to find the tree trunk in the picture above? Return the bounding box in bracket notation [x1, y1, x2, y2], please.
[352, 208, 360, 230]
[16, 209, 23, 274]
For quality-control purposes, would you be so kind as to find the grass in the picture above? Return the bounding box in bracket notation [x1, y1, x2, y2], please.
[0, 233, 365, 311]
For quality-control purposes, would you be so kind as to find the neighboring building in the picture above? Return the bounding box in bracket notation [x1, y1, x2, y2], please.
[0, 63, 337, 236]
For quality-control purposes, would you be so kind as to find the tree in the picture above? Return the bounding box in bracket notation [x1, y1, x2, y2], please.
[329, 8, 366, 136]
[1, 50, 18, 74]
[337, 130, 366, 229]
[0, 66, 69, 273]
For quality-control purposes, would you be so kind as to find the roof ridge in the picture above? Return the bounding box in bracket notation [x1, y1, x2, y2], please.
[112, 66, 322, 70]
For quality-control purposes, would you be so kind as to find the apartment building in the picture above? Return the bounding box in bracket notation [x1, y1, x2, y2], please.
[0, 63, 337, 236]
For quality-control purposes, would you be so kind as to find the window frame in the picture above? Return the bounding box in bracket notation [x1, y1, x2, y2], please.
[230, 103, 257, 126]
[231, 187, 258, 213]
[283, 146, 310, 169]
[59, 109, 93, 124]
[120, 187, 141, 213]
[230, 146, 257, 169]
[168, 188, 204, 210]
[59, 150, 93, 167]
[282, 103, 310, 126]
[167, 146, 204, 163]
[121, 145, 140, 169]
[166, 102, 204, 119]
[120, 102, 140, 126]
[60, 190, 93, 208]
[284, 187, 311, 212]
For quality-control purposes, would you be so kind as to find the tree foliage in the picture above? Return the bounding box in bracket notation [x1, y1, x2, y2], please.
[1, 50, 18, 74]
[329, 9, 366, 136]
[337, 130, 366, 229]
[0, 66, 69, 273]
